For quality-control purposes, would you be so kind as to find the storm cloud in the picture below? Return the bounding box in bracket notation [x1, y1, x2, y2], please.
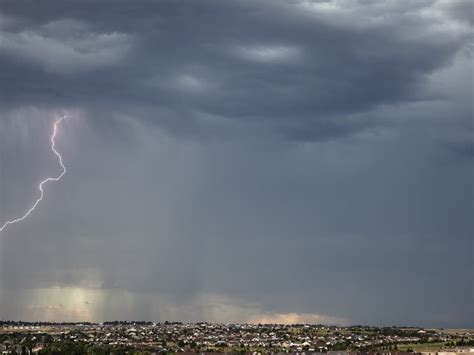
[0, 0, 472, 327]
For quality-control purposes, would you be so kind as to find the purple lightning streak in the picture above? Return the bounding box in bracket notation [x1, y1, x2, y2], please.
[0, 116, 68, 233]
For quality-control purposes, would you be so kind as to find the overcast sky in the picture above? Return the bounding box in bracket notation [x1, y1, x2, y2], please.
[0, 0, 472, 327]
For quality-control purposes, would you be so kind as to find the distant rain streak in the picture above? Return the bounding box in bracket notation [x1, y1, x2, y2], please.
[0, 116, 68, 233]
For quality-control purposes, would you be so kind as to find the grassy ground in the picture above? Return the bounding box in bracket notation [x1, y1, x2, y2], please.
[397, 342, 448, 352]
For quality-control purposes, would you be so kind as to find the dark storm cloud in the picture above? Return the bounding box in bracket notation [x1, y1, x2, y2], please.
[0, 0, 471, 141]
[442, 0, 474, 25]
[0, 1, 473, 327]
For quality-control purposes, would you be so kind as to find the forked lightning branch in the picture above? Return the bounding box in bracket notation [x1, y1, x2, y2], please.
[0, 117, 68, 233]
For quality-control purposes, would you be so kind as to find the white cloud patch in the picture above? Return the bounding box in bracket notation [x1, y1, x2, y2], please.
[174, 74, 213, 93]
[233, 44, 302, 64]
[297, 0, 473, 36]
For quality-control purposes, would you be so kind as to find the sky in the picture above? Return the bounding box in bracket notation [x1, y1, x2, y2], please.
[0, 0, 472, 327]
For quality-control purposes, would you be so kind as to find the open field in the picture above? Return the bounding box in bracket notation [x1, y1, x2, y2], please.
[397, 342, 449, 352]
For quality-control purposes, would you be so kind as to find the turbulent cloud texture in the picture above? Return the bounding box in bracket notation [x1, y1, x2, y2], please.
[0, 0, 473, 327]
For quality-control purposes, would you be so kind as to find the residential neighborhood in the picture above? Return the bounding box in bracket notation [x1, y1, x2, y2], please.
[1, 321, 473, 354]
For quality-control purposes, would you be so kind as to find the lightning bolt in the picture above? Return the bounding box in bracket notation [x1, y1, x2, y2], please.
[0, 116, 68, 233]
